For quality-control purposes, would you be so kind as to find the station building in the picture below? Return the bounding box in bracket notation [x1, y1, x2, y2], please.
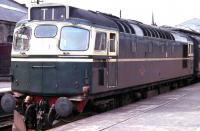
[0, 0, 27, 78]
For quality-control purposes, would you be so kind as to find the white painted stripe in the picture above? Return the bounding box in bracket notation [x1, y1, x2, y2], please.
[11, 57, 193, 63]
[58, 55, 90, 58]
[116, 57, 193, 62]
[11, 58, 93, 62]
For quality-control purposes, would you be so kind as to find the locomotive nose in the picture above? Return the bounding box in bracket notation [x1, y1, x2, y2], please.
[1, 94, 16, 113]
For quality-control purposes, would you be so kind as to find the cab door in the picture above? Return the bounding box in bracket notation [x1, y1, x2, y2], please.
[92, 31, 118, 93]
[107, 33, 118, 88]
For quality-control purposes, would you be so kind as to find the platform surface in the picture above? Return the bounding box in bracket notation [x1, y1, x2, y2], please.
[51, 83, 200, 131]
[0, 82, 11, 93]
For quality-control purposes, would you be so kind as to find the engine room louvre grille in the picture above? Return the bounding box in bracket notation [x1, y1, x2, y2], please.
[115, 21, 124, 32]
[121, 22, 130, 33]
[155, 29, 161, 38]
[170, 34, 175, 40]
[135, 24, 175, 41]
[154, 29, 161, 38]
[126, 23, 135, 34]
[161, 31, 167, 39]
[165, 32, 172, 40]
[145, 28, 152, 37]
[150, 28, 156, 37]
[139, 25, 152, 37]
[140, 26, 148, 36]
[157, 29, 165, 39]
[162, 31, 169, 39]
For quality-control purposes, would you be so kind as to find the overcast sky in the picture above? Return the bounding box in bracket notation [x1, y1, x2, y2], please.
[15, 0, 200, 26]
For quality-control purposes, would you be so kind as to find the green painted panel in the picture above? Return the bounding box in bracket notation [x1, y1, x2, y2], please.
[11, 61, 92, 96]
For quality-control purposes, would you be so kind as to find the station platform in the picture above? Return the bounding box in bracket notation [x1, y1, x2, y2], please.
[51, 83, 200, 131]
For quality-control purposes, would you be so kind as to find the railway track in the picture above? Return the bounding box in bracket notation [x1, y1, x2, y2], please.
[0, 114, 13, 131]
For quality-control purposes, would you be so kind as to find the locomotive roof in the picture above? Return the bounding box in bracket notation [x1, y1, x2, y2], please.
[68, 6, 175, 40]
[69, 7, 118, 29]
[30, 3, 176, 41]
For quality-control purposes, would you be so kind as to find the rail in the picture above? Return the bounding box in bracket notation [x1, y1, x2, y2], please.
[0, 114, 13, 130]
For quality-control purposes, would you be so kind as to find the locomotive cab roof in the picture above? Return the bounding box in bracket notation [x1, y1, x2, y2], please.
[29, 3, 177, 41]
[29, 3, 117, 30]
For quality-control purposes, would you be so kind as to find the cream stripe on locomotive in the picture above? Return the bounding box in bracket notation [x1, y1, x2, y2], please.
[113, 57, 193, 62]
[12, 57, 193, 62]
[11, 58, 94, 62]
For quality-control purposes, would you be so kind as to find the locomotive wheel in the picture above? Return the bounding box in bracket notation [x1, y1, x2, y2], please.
[36, 110, 46, 131]
[24, 104, 36, 129]
[47, 106, 56, 126]
[36, 118, 44, 131]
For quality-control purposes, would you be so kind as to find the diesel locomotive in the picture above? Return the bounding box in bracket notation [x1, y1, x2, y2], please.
[1, 3, 200, 130]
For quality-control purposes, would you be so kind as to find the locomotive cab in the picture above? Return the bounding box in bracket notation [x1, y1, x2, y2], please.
[11, 19, 118, 96]
[12, 22, 92, 95]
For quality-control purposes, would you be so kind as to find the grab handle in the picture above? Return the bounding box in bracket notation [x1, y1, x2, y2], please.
[32, 65, 56, 68]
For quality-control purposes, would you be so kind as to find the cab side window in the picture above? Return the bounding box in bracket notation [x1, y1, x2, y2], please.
[110, 33, 115, 52]
[95, 32, 107, 51]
